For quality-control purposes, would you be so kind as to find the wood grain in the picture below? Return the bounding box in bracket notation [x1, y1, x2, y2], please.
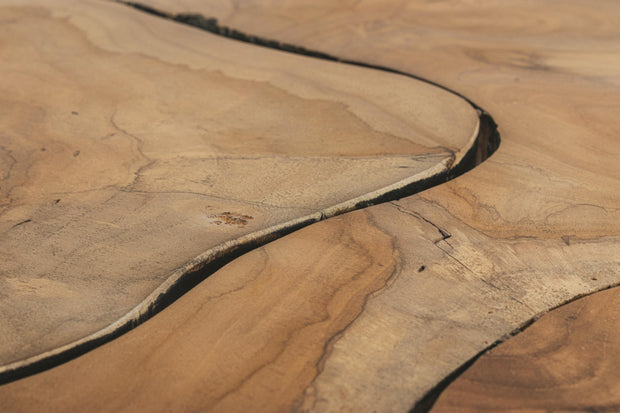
[1, 0, 619, 411]
[115, 0, 620, 410]
[0, 0, 479, 374]
[0, 198, 616, 412]
[432, 287, 620, 412]
[0, 210, 400, 412]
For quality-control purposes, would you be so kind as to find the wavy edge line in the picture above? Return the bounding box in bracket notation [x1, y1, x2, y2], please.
[0, 2, 500, 384]
[411, 281, 620, 412]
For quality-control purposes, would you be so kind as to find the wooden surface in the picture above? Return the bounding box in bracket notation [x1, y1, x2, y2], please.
[433, 287, 620, 412]
[1, 0, 619, 412]
[130, 0, 620, 410]
[0, 191, 617, 412]
[0, 210, 399, 412]
[0, 0, 479, 374]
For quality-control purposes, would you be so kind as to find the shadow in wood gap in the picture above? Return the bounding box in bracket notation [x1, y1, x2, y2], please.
[0, 1, 500, 385]
[410, 283, 620, 413]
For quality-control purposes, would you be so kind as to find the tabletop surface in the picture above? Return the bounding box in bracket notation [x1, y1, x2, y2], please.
[0, 0, 618, 411]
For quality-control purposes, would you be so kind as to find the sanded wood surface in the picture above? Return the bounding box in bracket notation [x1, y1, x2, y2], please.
[0, 0, 479, 373]
[433, 287, 620, 412]
[1, 0, 619, 412]
[0, 192, 617, 412]
[0, 210, 398, 412]
[97, 0, 620, 410]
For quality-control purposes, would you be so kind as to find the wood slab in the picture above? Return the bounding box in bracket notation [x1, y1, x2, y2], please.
[94, 0, 620, 410]
[0, 208, 399, 412]
[1, 0, 619, 411]
[0, 0, 480, 376]
[0, 191, 616, 412]
[432, 287, 620, 412]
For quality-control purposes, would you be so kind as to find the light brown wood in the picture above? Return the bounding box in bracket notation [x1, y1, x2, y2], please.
[0, 210, 399, 412]
[1, 0, 619, 411]
[0, 192, 616, 412]
[110, 0, 620, 410]
[432, 287, 620, 412]
[0, 0, 479, 374]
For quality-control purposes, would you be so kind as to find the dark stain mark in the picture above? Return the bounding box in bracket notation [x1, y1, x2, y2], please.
[73, 150, 80, 157]
[54, 199, 61, 204]
[418, 265, 426, 272]
[71, 111, 79, 115]
[11, 219, 31, 229]
[40, 147, 46, 152]
[210, 212, 253, 227]
[561, 235, 570, 246]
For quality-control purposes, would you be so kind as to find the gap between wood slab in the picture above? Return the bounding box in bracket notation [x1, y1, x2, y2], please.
[0, 1, 500, 384]
[410, 282, 620, 413]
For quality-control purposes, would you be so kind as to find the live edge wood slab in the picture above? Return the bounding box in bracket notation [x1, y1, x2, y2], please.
[433, 286, 620, 412]
[0, 0, 619, 412]
[129, 0, 618, 410]
[0, 0, 480, 376]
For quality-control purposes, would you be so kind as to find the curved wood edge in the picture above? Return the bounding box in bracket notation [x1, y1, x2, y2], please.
[0, 194, 615, 412]
[133, 1, 620, 410]
[428, 286, 620, 412]
[0, 4, 497, 384]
